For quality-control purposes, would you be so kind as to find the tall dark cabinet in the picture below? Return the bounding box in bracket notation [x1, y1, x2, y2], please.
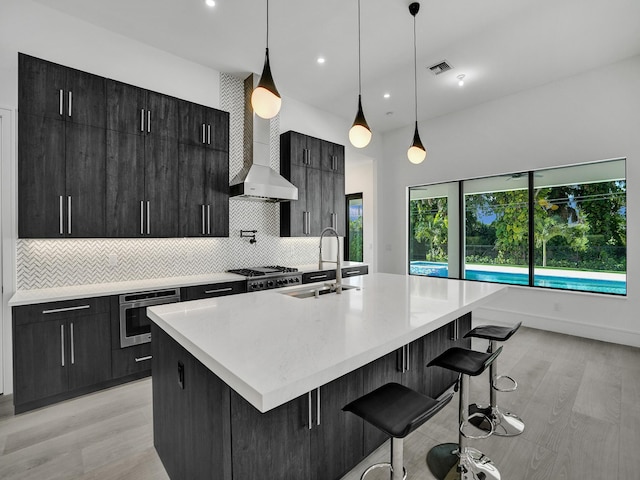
[18, 54, 230, 239]
[106, 80, 180, 237]
[280, 131, 345, 237]
[18, 54, 106, 238]
[178, 100, 230, 237]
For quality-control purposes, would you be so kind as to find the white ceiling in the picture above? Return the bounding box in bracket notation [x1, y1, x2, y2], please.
[34, 0, 640, 133]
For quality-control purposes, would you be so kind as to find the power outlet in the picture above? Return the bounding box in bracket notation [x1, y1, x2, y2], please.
[186, 251, 195, 262]
[108, 254, 118, 267]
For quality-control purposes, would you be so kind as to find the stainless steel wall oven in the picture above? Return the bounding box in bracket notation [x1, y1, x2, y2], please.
[119, 289, 180, 348]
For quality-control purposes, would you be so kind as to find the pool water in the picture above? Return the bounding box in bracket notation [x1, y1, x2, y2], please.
[410, 261, 626, 295]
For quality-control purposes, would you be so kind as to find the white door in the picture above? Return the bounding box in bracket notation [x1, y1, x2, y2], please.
[0, 107, 16, 395]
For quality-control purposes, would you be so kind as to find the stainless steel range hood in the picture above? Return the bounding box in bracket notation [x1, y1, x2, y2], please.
[229, 75, 298, 202]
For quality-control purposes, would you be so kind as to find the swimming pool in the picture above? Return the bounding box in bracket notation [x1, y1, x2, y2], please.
[409, 261, 626, 295]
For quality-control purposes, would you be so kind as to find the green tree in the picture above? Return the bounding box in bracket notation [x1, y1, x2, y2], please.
[411, 198, 448, 261]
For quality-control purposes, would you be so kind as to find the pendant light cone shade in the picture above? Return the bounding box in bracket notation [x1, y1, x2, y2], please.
[252, 48, 281, 119]
[408, 2, 426, 164]
[349, 0, 372, 149]
[349, 95, 372, 148]
[408, 122, 426, 164]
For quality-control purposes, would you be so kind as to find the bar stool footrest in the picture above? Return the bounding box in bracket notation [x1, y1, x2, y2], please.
[460, 412, 495, 439]
[360, 462, 407, 480]
[492, 374, 517, 392]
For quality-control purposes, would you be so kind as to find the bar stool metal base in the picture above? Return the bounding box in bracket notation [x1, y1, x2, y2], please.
[469, 403, 525, 437]
[427, 443, 501, 480]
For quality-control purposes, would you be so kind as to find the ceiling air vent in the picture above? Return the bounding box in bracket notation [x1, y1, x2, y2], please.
[428, 60, 452, 75]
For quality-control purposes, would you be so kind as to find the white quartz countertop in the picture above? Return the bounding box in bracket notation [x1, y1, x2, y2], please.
[8, 272, 244, 306]
[8, 262, 368, 306]
[148, 272, 508, 413]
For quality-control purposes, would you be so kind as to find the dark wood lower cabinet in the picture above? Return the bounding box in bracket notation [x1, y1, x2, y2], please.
[152, 324, 232, 480]
[231, 391, 311, 480]
[310, 370, 363, 480]
[153, 315, 471, 479]
[12, 298, 112, 413]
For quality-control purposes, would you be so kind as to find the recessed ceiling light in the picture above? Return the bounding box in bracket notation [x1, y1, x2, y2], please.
[317, 57, 326, 64]
[457, 74, 465, 87]
[205, 0, 216, 7]
[383, 93, 390, 99]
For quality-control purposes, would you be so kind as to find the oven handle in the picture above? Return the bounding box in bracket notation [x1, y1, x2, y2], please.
[120, 297, 180, 310]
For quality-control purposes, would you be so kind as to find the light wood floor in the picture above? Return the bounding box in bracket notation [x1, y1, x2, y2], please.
[1, 327, 639, 480]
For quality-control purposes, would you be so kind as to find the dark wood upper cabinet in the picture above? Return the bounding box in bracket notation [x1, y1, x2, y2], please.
[178, 144, 229, 237]
[178, 101, 229, 151]
[19, 54, 229, 239]
[19, 54, 105, 128]
[145, 137, 179, 237]
[18, 114, 65, 238]
[106, 80, 146, 135]
[106, 130, 146, 237]
[281, 131, 345, 237]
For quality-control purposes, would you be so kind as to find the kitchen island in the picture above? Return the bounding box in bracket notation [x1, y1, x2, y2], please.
[148, 272, 507, 480]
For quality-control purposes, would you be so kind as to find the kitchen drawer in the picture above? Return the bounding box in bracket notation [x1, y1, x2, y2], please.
[302, 270, 336, 284]
[112, 343, 152, 378]
[181, 280, 247, 301]
[342, 265, 368, 278]
[14, 296, 111, 326]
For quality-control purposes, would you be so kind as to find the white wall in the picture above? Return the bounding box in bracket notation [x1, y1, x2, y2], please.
[0, 0, 221, 110]
[345, 161, 376, 271]
[378, 55, 640, 347]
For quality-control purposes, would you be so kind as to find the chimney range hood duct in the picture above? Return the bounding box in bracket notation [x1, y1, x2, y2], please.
[229, 75, 298, 202]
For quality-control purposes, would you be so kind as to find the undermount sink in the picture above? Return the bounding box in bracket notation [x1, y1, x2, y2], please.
[281, 283, 360, 299]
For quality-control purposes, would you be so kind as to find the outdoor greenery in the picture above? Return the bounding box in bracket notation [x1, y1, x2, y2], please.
[348, 216, 363, 262]
[410, 180, 626, 273]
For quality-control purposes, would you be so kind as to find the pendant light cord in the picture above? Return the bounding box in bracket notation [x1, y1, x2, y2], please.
[266, 0, 269, 48]
[357, 0, 362, 95]
[413, 13, 418, 123]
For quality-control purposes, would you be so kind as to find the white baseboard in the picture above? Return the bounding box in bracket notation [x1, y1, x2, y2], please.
[474, 306, 640, 348]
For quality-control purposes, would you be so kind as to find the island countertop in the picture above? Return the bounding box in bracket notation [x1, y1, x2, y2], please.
[147, 272, 508, 412]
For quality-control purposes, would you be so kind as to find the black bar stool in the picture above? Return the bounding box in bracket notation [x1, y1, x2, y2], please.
[426, 346, 503, 480]
[464, 322, 525, 437]
[343, 382, 454, 480]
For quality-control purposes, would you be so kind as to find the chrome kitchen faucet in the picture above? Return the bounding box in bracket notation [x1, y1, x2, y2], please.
[319, 227, 342, 294]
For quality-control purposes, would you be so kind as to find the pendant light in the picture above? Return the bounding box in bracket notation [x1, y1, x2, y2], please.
[251, 0, 281, 119]
[408, 2, 426, 164]
[349, 0, 372, 148]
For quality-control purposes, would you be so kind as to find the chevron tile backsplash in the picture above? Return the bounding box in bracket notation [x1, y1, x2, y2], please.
[17, 73, 321, 290]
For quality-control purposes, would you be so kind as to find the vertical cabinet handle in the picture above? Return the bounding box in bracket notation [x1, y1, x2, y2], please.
[70, 322, 75, 365]
[202, 124, 206, 144]
[59, 196, 64, 235]
[141, 109, 145, 132]
[207, 124, 211, 145]
[68, 91, 72, 117]
[146, 201, 150, 235]
[451, 318, 458, 341]
[207, 205, 211, 235]
[140, 201, 144, 235]
[201, 205, 206, 235]
[308, 391, 313, 430]
[316, 387, 321, 426]
[147, 110, 151, 133]
[67, 196, 72, 235]
[60, 324, 65, 367]
[59, 89, 64, 116]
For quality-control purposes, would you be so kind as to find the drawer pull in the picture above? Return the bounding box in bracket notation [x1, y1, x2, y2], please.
[43, 305, 91, 314]
[309, 274, 327, 280]
[135, 355, 152, 363]
[344, 270, 360, 275]
[204, 287, 233, 294]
